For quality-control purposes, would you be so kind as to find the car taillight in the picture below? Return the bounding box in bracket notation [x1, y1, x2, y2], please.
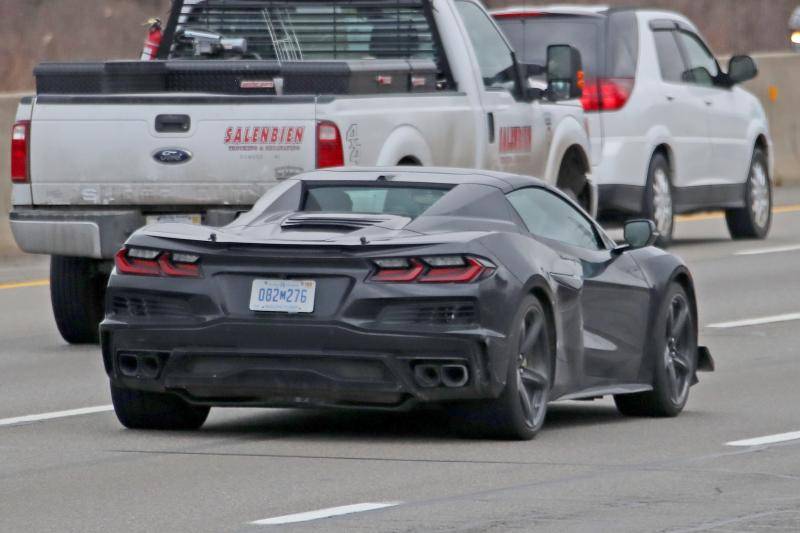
[371, 256, 494, 284]
[316, 120, 344, 169]
[581, 78, 634, 112]
[11, 120, 30, 183]
[115, 248, 201, 278]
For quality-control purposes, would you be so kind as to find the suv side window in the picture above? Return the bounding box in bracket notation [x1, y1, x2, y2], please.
[653, 30, 686, 83]
[507, 188, 602, 250]
[455, 1, 518, 92]
[676, 31, 719, 86]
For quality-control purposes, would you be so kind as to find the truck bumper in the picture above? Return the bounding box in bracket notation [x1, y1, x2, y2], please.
[9, 207, 242, 260]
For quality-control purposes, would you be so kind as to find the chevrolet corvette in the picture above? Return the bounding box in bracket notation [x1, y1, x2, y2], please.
[101, 167, 713, 439]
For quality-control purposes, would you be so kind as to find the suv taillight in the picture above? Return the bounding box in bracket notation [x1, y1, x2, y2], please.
[11, 120, 30, 183]
[316, 120, 344, 169]
[581, 78, 634, 112]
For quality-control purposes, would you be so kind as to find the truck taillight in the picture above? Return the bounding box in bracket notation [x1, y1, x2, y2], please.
[581, 78, 634, 112]
[11, 120, 30, 183]
[316, 120, 344, 169]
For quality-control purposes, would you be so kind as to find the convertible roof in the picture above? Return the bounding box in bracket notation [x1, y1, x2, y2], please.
[291, 167, 547, 193]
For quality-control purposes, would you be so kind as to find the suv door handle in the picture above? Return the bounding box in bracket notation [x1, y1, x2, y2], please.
[665, 95, 675, 102]
[704, 100, 713, 106]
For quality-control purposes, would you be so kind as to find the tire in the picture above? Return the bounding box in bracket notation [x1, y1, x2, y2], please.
[558, 153, 591, 214]
[725, 148, 772, 239]
[614, 283, 697, 417]
[642, 152, 674, 247]
[451, 295, 552, 440]
[111, 384, 210, 430]
[50, 256, 108, 344]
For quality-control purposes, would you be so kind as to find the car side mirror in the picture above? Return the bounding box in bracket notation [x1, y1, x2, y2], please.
[546, 44, 584, 101]
[622, 219, 657, 250]
[727, 55, 758, 85]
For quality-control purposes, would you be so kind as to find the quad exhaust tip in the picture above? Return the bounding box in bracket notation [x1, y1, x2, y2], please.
[118, 352, 163, 379]
[413, 363, 469, 388]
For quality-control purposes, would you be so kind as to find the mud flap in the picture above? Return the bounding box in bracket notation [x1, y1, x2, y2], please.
[691, 346, 715, 385]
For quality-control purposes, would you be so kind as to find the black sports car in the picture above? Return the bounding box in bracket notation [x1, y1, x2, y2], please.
[101, 167, 713, 439]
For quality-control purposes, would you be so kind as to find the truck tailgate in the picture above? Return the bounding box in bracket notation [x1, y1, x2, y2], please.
[29, 95, 317, 206]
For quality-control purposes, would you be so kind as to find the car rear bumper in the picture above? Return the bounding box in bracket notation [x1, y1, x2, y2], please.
[100, 319, 510, 410]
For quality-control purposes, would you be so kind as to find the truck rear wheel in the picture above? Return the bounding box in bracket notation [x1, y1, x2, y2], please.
[50, 256, 107, 344]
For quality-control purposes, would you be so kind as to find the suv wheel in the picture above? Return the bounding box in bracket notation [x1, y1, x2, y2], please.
[643, 153, 674, 247]
[725, 148, 772, 239]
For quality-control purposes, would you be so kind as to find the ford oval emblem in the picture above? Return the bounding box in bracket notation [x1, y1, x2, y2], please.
[153, 148, 192, 164]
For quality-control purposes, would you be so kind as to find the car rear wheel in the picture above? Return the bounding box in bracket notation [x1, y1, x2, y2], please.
[50, 256, 107, 344]
[111, 384, 210, 430]
[725, 148, 772, 239]
[614, 283, 696, 417]
[451, 295, 552, 440]
[643, 153, 674, 247]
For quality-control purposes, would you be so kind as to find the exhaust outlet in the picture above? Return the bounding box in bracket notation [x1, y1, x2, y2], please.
[119, 354, 139, 377]
[140, 355, 161, 379]
[441, 364, 469, 388]
[413, 364, 441, 388]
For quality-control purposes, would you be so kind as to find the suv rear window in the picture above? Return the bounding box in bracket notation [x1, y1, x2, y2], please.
[495, 10, 639, 79]
[496, 16, 602, 76]
[167, 0, 440, 62]
[303, 186, 449, 218]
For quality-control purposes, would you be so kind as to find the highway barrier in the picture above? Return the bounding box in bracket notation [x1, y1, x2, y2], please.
[2, 52, 799, 255]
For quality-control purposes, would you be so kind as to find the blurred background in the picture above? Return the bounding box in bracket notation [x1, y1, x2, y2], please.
[1, 0, 798, 92]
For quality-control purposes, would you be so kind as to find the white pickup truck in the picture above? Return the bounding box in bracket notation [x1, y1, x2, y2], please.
[9, 0, 592, 344]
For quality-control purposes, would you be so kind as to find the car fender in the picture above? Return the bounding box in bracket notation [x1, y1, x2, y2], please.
[375, 125, 433, 167]
[543, 114, 591, 186]
[627, 247, 700, 384]
[642, 124, 674, 181]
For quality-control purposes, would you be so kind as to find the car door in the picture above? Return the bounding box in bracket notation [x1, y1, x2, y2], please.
[454, 0, 538, 175]
[650, 26, 713, 189]
[506, 187, 652, 386]
[675, 30, 751, 187]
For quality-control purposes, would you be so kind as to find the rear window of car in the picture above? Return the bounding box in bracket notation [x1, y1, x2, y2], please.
[168, 0, 440, 62]
[496, 11, 639, 79]
[303, 186, 450, 218]
[496, 16, 602, 76]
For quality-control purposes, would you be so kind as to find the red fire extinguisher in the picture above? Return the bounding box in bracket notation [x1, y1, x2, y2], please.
[140, 18, 163, 61]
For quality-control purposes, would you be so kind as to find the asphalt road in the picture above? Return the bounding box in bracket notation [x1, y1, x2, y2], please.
[2, 190, 800, 533]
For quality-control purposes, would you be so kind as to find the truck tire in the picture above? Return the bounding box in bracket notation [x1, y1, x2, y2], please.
[50, 256, 107, 344]
[725, 148, 772, 239]
[557, 151, 591, 214]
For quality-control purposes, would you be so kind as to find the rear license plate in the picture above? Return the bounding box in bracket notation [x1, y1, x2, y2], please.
[249, 279, 316, 313]
[146, 213, 202, 225]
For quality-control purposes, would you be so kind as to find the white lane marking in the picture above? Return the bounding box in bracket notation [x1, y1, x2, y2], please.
[727, 430, 800, 447]
[0, 405, 113, 427]
[706, 312, 800, 329]
[735, 244, 800, 256]
[251, 502, 401, 525]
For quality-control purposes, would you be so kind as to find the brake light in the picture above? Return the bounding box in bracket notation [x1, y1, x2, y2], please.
[316, 120, 344, 169]
[492, 11, 543, 19]
[115, 248, 201, 278]
[581, 78, 634, 112]
[11, 120, 30, 183]
[371, 256, 494, 283]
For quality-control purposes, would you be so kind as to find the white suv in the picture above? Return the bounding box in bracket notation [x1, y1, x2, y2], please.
[493, 6, 773, 245]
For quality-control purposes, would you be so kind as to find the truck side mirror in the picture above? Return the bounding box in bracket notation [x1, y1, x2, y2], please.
[546, 45, 584, 101]
[727, 55, 757, 85]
